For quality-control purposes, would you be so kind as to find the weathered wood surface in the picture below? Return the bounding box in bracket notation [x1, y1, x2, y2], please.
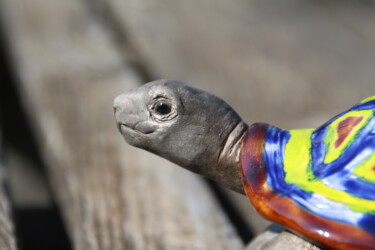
[260, 231, 319, 250]
[0, 0, 244, 249]
[245, 225, 318, 250]
[0, 128, 18, 250]
[97, 0, 375, 247]
[104, 0, 375, 127]
[2, 0, 375, 249]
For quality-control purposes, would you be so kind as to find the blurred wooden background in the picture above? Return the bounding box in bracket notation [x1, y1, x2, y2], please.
[0, 0, 374, 249]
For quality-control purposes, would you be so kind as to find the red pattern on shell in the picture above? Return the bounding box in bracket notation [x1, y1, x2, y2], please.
[335, 116, 363, 148]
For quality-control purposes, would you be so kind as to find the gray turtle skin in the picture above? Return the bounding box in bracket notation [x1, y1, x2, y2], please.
[113, 80, 318, 249]
[113, 79, 248, 193]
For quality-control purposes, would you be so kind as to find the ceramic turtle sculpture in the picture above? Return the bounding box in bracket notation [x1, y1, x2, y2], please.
[113, 79, 375, 250]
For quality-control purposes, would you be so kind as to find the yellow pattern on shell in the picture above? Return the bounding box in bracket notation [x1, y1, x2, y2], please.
[360, 95, 375, 103]
[354, 153, 375, 183]
[283, 129, 375, 214]
[284, 128, 315, 184]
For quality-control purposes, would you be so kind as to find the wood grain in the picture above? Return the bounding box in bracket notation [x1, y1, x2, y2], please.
[0, 0, 243, 249]
[246, 230, 319, 250]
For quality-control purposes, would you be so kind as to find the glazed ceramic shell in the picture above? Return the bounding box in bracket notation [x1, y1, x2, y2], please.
[240, 96, 375, 250]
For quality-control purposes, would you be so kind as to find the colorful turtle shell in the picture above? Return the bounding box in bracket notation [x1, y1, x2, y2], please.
[240, 95, 375, 249]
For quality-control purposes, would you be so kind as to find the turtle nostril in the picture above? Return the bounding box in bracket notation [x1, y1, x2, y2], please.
[113, 106, 120, 113]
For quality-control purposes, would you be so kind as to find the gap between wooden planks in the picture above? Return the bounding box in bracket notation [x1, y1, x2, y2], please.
[0, 127, 18, 250]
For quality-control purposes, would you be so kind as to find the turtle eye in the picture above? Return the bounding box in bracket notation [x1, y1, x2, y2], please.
[153, 101, 172, 115]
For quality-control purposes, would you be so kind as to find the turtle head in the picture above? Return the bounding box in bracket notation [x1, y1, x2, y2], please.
[113, 79, 247, 193]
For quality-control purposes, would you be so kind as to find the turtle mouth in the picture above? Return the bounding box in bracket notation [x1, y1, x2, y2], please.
[118, 123, 155, 135]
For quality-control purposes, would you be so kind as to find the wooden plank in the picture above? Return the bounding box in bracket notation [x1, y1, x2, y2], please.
[95, 0, 375, 247]
[246, 229, 318, 250]
[0, 128, 18, 250]
[103, 0, 375, 127]
[0, 0, 243, 249]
